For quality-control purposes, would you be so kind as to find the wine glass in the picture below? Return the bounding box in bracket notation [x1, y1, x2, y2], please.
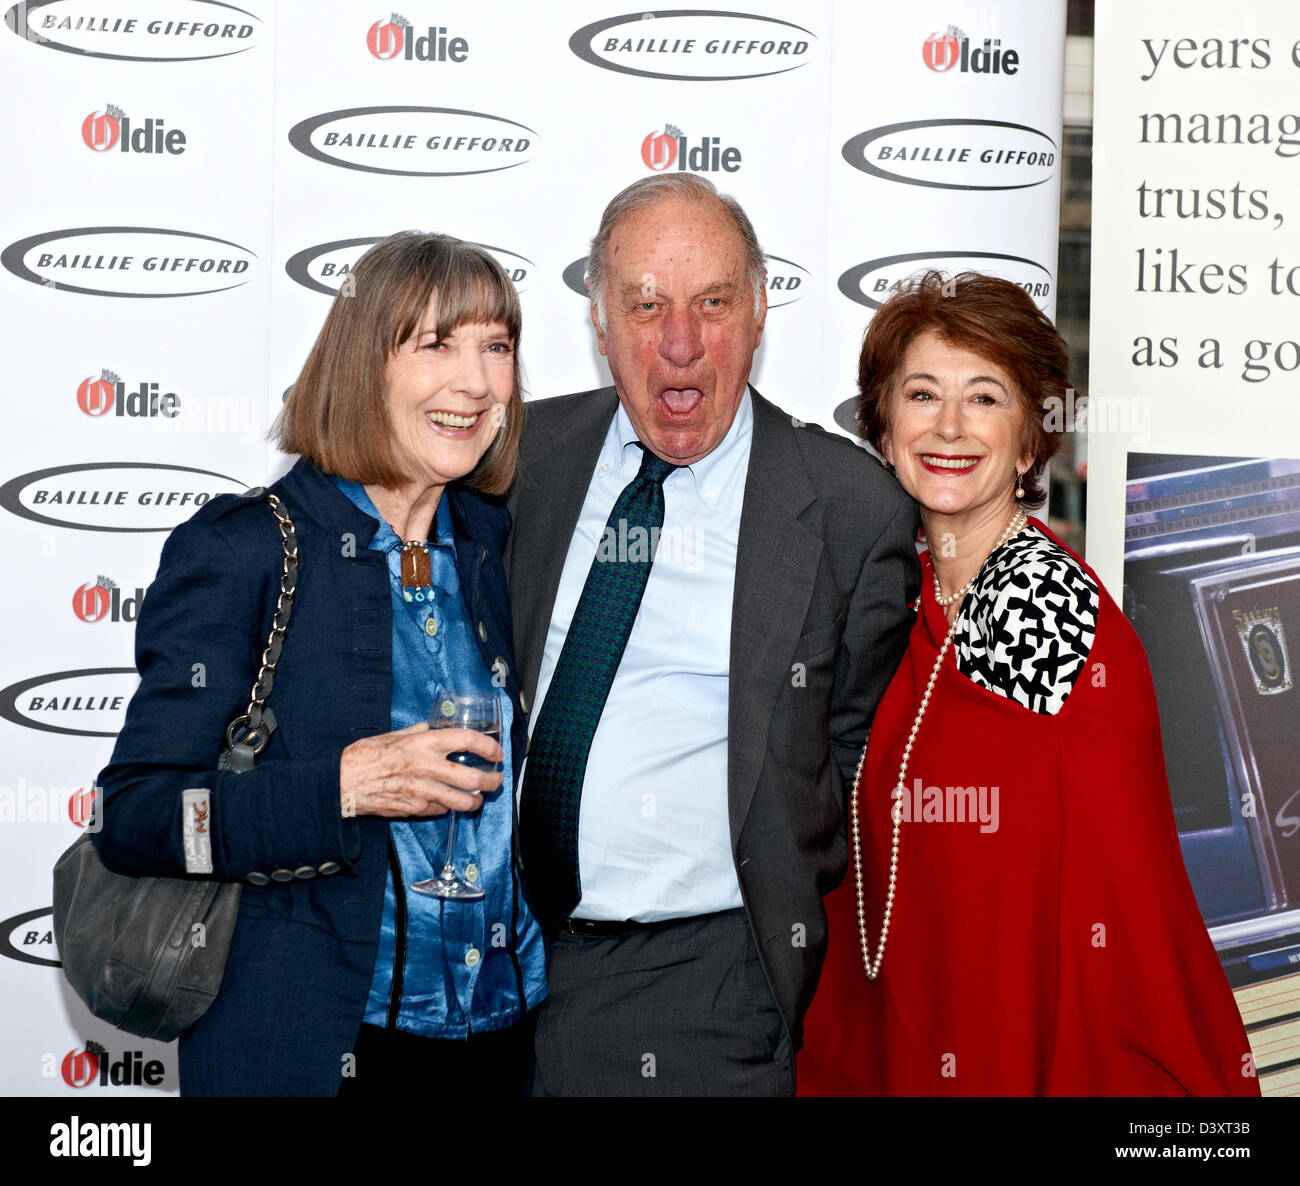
[410, 690, 501, 900]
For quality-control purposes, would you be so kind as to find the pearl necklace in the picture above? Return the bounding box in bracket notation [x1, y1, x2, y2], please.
[850, 508, 1026, 981]
[932, 509, 1027, 606]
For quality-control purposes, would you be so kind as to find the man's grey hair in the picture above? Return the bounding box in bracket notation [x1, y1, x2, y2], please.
[586, 174, 767, 333]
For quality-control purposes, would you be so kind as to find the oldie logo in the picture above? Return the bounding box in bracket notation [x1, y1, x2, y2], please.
[641, 122, 741, 173]
[68, 785, 98, 826]
[82, 105, 186, 154]
[838, 251, 1053, 311]
[0, 667, 137, 737]
[571, 10, 814, 80]
[285, 236, 533, 296]
[561, 253, 807, 307]
[62, 1048, 99, 1089]
[72, 576, 144, 623]
[0, 461, 247, 532]
[366, 14, 467, 62]
[77, 371, 116, 415]
[1, 227, 255, 297]
[1, 907, 59, 967]
[72, 577, 111, 622]
[61, 1042, 166, 1088]
[77, 370, 179, 419]
[5, 0, 262, 61]
[288, 107, 536, 177]
[82, 105, 121, 150]
[842, 119, 1057, 191]
[922, 24, 1020, 75]
[1233, 607, 1292, 695]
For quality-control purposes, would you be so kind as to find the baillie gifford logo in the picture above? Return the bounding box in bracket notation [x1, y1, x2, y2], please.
[838, 249, 1052, 312]
[286, 235, 533, 296]
[2, 907, 60, 966]
[0, 666, 138, 736]
[82, 104, 186, 154]
[842, 119, 1056, 192]
[1, 227, 255, 298]
[562, 251, 807, 307]
[922, 25, 1020, 75]
[366, 12, 468, 62]
[5, 0, 262, 62]
[288, 107, 535, 177]
[0, 461, 249, 533]
[641, 123, 741, 174]
[76, 369, 180, 419]
[571, 10, 815, 81]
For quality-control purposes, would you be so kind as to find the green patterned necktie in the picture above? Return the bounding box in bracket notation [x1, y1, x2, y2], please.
[521, 445, 678, 930]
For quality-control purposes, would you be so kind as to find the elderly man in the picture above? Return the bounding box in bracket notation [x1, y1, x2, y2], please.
[507, 174, 919, 1095]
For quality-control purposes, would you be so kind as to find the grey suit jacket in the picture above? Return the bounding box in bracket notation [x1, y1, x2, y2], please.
[506, 386, 920, 1047]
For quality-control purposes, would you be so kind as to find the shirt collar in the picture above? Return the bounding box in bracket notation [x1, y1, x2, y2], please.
[600, 388, 753, 512]
[329, 476, 456, 553]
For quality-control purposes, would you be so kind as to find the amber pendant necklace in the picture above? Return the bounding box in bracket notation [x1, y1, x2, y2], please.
[400, 541, 431, 588]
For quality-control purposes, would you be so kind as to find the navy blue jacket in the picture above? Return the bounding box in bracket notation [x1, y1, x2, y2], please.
[92, 459, 529, 1096]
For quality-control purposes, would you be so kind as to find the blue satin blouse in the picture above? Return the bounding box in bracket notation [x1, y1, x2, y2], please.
[333, 477, 546, 1038]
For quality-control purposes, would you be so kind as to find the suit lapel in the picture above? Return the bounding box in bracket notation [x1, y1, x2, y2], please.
[511, 391, 618, 707]
[513, 387, 821, 842]
[728, 392, 821, 843]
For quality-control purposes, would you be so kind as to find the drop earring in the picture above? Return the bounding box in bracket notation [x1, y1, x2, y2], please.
[1015, 471, 1025, 500]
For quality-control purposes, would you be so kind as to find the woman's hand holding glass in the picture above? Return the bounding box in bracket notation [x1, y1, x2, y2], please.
[339, 722, 502, 820]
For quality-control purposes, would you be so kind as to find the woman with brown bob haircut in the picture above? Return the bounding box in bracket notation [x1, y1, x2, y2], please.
[279, 231, 522, 494]
[798, 271, 1257, 1096]
[92, 232, 547, 1096]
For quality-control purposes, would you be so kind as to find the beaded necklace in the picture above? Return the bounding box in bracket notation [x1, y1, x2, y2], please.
[849, 508, 1026, 980]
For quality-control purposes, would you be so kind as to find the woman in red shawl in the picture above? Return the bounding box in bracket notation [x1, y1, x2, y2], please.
[798, 272, 1258, 1096]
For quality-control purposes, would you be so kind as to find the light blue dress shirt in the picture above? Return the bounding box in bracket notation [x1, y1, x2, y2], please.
[526, 393, 754, 922]
[332, 478, 546, 1037]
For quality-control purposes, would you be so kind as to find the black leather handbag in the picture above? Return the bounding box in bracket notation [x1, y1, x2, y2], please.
[52, 494, 299, 1041]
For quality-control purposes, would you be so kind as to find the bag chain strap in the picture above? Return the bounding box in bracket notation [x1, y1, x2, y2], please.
[221, 493, 299, 758]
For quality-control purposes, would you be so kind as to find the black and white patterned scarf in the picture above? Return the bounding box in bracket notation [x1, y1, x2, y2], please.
[951, 529, 1099, 716]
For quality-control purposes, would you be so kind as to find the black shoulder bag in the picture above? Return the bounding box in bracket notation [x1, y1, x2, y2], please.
[52, 494, 299, 1041]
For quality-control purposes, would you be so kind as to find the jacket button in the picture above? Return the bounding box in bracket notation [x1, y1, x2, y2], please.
[424, 617, 438, 637]
[464, 862, 479, 883]
[520, 689, 530, 715]
[246, 871, 271, 886]
[465, 948, 481, 968]
[478, 621, 487, 643]
[270, 868, 294, 883]
[318, 861, 341, 876]
[294, 865, 317, 880]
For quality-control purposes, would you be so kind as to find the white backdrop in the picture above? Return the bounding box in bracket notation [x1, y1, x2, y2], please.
[0, 0, 1064, 1095]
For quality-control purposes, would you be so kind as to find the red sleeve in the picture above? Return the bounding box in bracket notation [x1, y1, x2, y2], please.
[1047, 599, 1260, 1096]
